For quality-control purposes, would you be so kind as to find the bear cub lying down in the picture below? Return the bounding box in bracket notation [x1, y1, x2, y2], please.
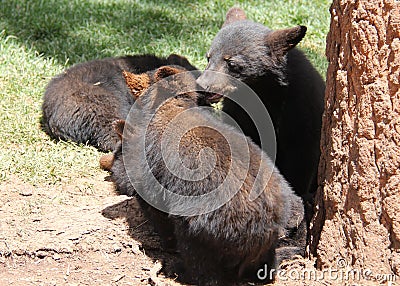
[41, 54, 196, 152]
[101, 66, 304, 285]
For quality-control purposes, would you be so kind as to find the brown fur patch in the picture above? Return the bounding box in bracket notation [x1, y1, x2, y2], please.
[99, 153, 114, 171]
[154, 66, 186, 81]
[112, 120, 125, 140]
[122, 71, 150, 99]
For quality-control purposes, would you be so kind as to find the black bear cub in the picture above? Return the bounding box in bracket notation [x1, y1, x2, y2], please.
[197, 8, 325, 209]
[42, 54, 196, 152]
[101, 65, 304, 285]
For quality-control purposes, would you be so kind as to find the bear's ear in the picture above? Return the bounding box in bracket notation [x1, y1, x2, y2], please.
[122, 70, 150, 99]
[112, 119, 125, 140]
[167, 54, 196, 70]
[265, 25, 307, 57]
[222, 7, 247, 27]
[154, 65, 186, 81]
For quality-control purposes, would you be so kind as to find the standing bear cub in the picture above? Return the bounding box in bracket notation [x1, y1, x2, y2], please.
[197, 8, 325, 208]
[41, 54, 196, 152]
[101, 66, 305, 285]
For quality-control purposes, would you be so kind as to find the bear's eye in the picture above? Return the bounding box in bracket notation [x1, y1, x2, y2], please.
[227, 60, 235, 68]
[225, 58, 240, 72]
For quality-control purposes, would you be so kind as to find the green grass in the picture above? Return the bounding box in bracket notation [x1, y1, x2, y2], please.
[0, 0, 331, 186]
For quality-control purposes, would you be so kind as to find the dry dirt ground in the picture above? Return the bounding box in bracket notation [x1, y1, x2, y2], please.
[0, 172, 383, 285]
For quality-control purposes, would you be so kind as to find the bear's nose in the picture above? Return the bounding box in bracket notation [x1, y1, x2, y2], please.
[196, 71, 213, 90]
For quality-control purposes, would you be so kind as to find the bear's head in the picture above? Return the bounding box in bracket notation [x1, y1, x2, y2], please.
[197, 7, 307, 97]
[100, 64, 208, 172]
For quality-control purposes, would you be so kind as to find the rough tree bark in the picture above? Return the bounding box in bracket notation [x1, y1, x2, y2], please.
[310, 0, 400, 278]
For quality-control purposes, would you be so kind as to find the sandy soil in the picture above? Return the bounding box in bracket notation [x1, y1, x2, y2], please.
[0, 173, 383, 286]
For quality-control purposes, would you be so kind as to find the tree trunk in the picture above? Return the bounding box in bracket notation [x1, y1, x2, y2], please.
[310, 0, 400, 277]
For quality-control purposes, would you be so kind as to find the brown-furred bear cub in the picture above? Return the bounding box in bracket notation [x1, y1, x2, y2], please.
[41, 54, 196, 152]
[101, 66, 303, 285]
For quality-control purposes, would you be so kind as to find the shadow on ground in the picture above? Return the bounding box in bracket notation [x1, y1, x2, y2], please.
[101, 196, 184, 282]
[0, 0, 221, 65]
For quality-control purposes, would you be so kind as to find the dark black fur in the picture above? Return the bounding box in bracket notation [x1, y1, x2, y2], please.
[41, 54, 196, 152]
[101, 67, 303, 285]
[197, 8, 325, 205]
